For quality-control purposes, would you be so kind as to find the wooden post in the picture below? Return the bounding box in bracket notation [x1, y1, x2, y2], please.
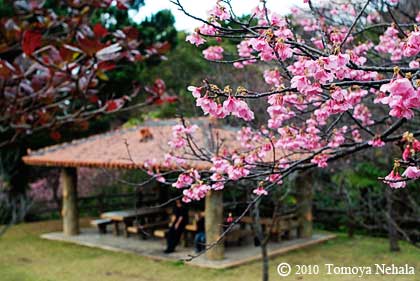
[296, 171, 313, 238]
[205, 190, 224, 260]
[60, 167, 79, 236]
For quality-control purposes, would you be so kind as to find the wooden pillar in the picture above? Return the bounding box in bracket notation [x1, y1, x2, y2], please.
[60, 167, 79, 236]
[296, 171, 313, 238]
[205, 190, 224, 260]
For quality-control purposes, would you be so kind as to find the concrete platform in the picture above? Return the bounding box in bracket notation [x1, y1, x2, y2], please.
[41, 228, 335, 269]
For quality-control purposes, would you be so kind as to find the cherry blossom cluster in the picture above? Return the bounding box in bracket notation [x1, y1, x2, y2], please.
[188, 86, 254, 121]
[167, 0, 420, 199]
[384, 132, 420, 188]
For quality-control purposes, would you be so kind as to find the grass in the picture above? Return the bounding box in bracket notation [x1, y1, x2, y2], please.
[0, 219, 419, 281]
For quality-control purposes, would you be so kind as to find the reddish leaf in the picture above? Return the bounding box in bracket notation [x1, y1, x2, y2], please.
[154, 41, 171, 55]
[105, 99, 124, 112]
[78, 36, 104, 56]
[116, 0, 129, 10]
[153, 79, 166, 96]
[93, 23, 108, 38]
[88, 95, 99, 104]
[77, 120, 90, 131]
[50, 131, 61, 141]
[22, 30, 42, 55]
[163, 96, 177, 103]
[59, 46, 73, 62]
[123, 26, 139, 39]
[97, 61, 116, 71]
[151, 94, 177, 105]
[0, 60, 15, 78]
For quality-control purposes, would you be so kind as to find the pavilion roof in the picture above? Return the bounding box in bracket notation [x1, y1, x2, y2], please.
[22, 118, 239, 171]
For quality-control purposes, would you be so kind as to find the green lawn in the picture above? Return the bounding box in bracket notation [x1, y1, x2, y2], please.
[0, 219, 418, 281]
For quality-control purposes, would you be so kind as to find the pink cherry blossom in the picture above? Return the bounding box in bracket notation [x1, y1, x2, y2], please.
[182, 183, 211, 202]
[413, 140, 420, 152]
[253, 186, 268, 196]
[402, 166, 420, 179]
[377, 78, 420, 119]
[199, 23, 218, 36]
[328, 127, 347, 148]
[210, 173, 225, 190]
[166, 1, 420, 199]
[211, 157, 230, 174]
[209, 4, 230, 21]
[290, 76, 322, 96]
[186, 32, 205, 46]
[264, 69, 282, 87]
[403, 31, 420, 57]
[402, 145, 411, 161]
[173, 173, 195, 189]
[227, 164, 250, 180]
[375, 27, 403, 61]
[203, 46, 224, 60]
[322, 53, 350, 72]
[231, 99, 255, 121]
[353, 104, 374, 126]
[222, 96, 238, 112]
[383, 170, 406, 188]
[311, 154, 329, 168]
[187, 86, 202, 98]
[266, 174, 283, 184]
[237, 40, 253, 58]
[275, 41, 293, 61]
[168, 124, 198, 149]
[368, 137, 385, 147]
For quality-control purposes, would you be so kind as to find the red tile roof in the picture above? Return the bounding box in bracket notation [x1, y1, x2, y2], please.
[22, 118, 239, 171]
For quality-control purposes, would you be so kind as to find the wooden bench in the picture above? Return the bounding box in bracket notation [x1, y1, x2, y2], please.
[100, 207, 168, 236]
[270, 213, 300, 241]
[90, 218, 112, 234]
[127, 219, 170, 239]
[153, 228, 166, 238]
[225, 227, 253, 246]
[240, 213, 300, 241]
[152, 211, 201, 246]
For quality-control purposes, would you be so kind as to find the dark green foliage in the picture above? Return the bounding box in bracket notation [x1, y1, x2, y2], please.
[332, 162, 385, 190]
[0, 0, 13, 17]
[139, 10, 178, 47]
[130, 32, 211, 120]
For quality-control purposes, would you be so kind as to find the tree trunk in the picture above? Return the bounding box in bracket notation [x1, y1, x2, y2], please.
[296, 171, 313, 238]
[61, 167, 79, 236]
[205, 190, 224, 260]
[261, 243, 269, 281]
[254, 201, 269, 281]
[386, 188, 400, 252]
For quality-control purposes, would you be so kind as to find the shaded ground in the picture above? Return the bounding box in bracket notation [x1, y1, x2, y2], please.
[41, 227, 335, 269]
[0, 219, 418, 281]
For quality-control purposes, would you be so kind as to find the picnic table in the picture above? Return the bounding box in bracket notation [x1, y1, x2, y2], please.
[100, 208, 166, 236]
[240, 213, 300, 241]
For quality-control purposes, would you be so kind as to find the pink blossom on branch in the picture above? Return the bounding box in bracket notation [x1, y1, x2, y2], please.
[368, 137, 385, 148]
[164, 0, 420, 201]
[186, 32, 205, 46]
[202, 46, 224, 60]
[253, 186, 268, 196]
[376, 78, 420, 119]
[402, 166, 420, 179]
[383, 170, 406, 189]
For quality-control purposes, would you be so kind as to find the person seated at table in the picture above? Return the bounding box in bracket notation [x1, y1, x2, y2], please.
[194, 212, 205, 253]
[164, 199, 189, 254]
